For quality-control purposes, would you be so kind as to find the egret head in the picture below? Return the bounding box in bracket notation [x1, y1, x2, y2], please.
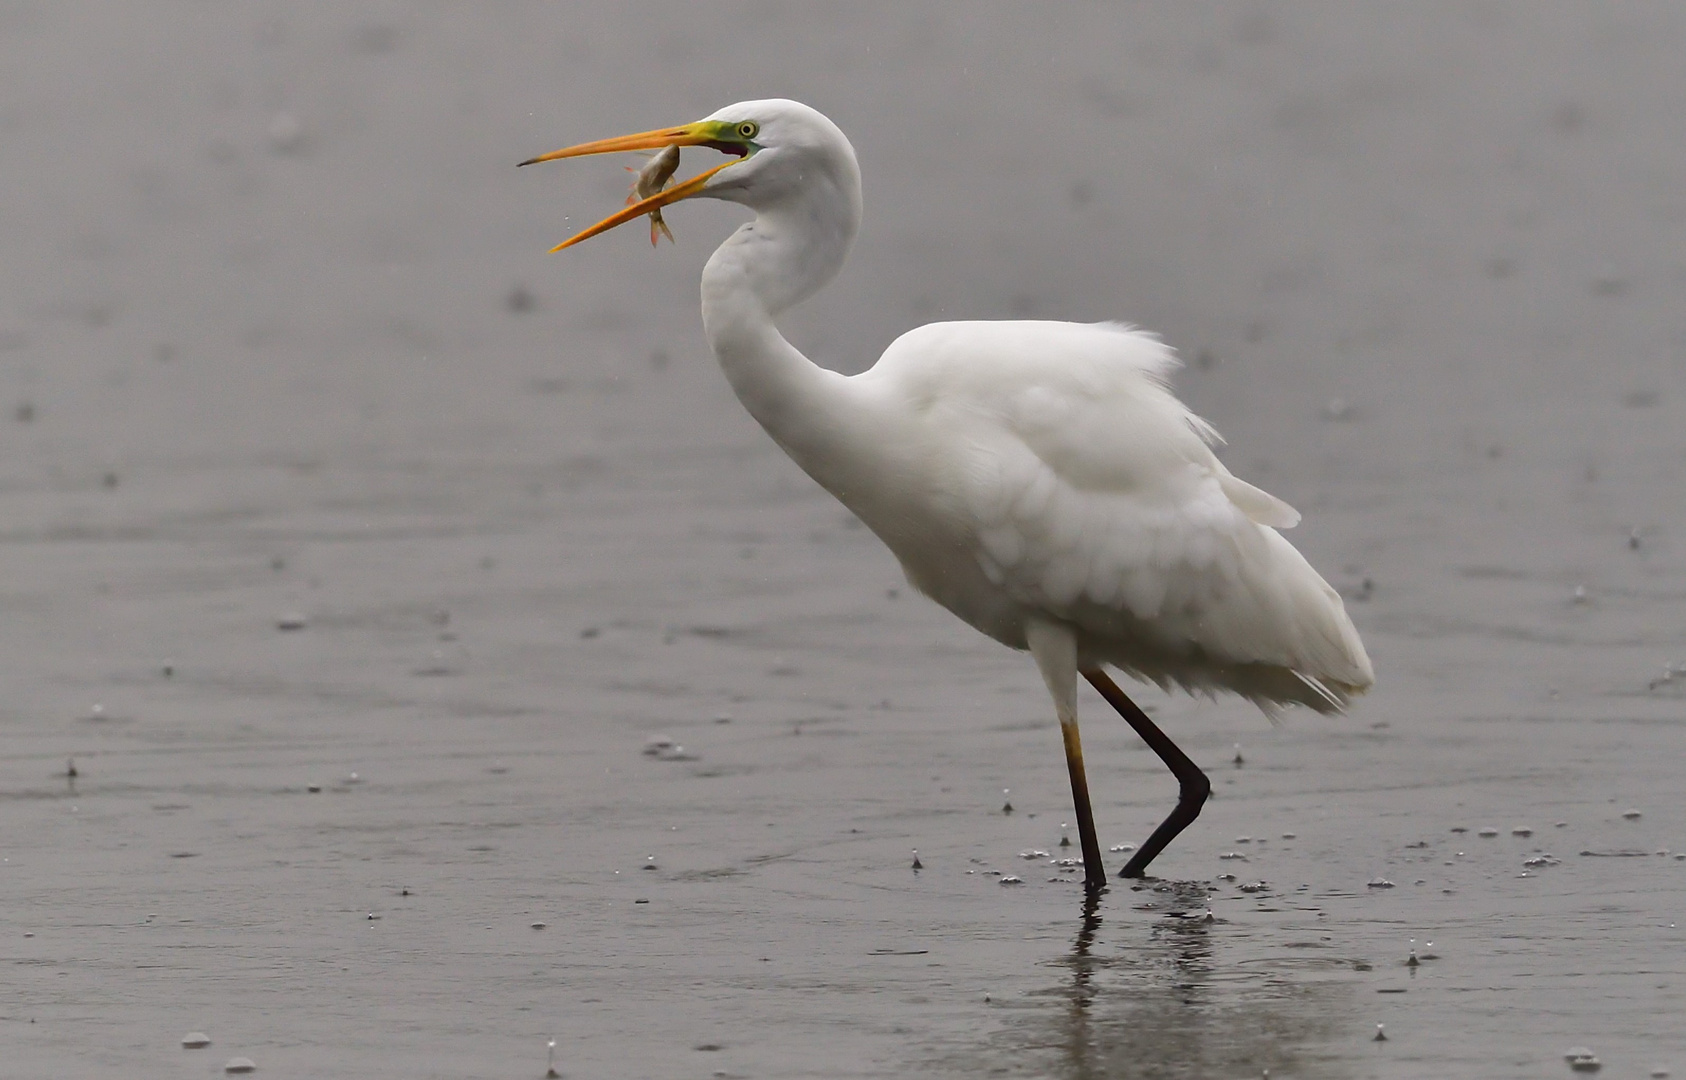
[521, 99, 861, 253]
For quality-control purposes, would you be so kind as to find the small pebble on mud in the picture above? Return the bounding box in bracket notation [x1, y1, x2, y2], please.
[1564, 1046, 1601, 1072]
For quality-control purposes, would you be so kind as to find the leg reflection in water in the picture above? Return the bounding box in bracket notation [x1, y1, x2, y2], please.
[993, 881, 1358, 1080]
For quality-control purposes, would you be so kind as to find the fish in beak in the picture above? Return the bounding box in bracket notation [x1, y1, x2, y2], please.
[519, 118, 759, 252]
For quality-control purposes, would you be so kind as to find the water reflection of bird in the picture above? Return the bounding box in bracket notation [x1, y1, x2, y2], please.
[520, 99, 1373, 887]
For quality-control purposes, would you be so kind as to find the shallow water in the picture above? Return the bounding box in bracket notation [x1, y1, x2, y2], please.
[3, 3, 1685, 1077]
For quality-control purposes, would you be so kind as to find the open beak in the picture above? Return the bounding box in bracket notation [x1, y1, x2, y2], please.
[519, 120, 748, 252]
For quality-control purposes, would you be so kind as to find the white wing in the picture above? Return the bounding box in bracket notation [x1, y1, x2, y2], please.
[870, 320, 1372, 711]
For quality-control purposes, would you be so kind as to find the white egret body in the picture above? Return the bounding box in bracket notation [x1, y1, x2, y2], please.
[521, 100, 1373, 885]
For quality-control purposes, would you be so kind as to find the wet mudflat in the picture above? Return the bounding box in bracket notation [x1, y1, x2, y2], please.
[3, 4, 1685, 1077]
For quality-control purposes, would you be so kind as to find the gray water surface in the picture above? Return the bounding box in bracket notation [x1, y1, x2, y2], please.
[3, 4, 1684, 1077]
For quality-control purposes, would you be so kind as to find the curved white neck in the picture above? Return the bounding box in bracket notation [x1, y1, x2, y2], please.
[699, 199, 867, 498]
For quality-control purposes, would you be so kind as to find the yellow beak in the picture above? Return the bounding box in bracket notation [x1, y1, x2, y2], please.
[519, 120, 747, 252]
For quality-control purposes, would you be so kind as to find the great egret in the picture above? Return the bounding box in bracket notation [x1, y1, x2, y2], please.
[520, 100, 1373, 887]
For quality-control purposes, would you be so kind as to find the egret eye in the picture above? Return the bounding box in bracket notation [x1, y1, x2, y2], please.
[736, 121, 759, 139]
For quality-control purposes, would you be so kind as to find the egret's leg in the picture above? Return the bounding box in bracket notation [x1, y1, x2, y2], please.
[1081, 668, 1210, 879]
[1027, 621, 1106, 891]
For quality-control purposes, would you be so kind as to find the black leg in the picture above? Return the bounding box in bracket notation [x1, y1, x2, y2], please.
[1081, 669, 1211, 878]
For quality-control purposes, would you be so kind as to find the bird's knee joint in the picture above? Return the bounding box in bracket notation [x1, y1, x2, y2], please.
[1180, 770, 1211, 807]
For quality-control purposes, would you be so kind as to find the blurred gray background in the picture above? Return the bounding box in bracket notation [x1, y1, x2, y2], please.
[3, 4, 1684, 1078]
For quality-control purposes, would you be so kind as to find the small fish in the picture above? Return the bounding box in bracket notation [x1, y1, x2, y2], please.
[627, 144, 680, 246]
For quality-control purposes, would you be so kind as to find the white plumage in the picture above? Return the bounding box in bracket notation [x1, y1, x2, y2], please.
[523, 98, 1373, 883]
[845, 318, 1371, 712]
